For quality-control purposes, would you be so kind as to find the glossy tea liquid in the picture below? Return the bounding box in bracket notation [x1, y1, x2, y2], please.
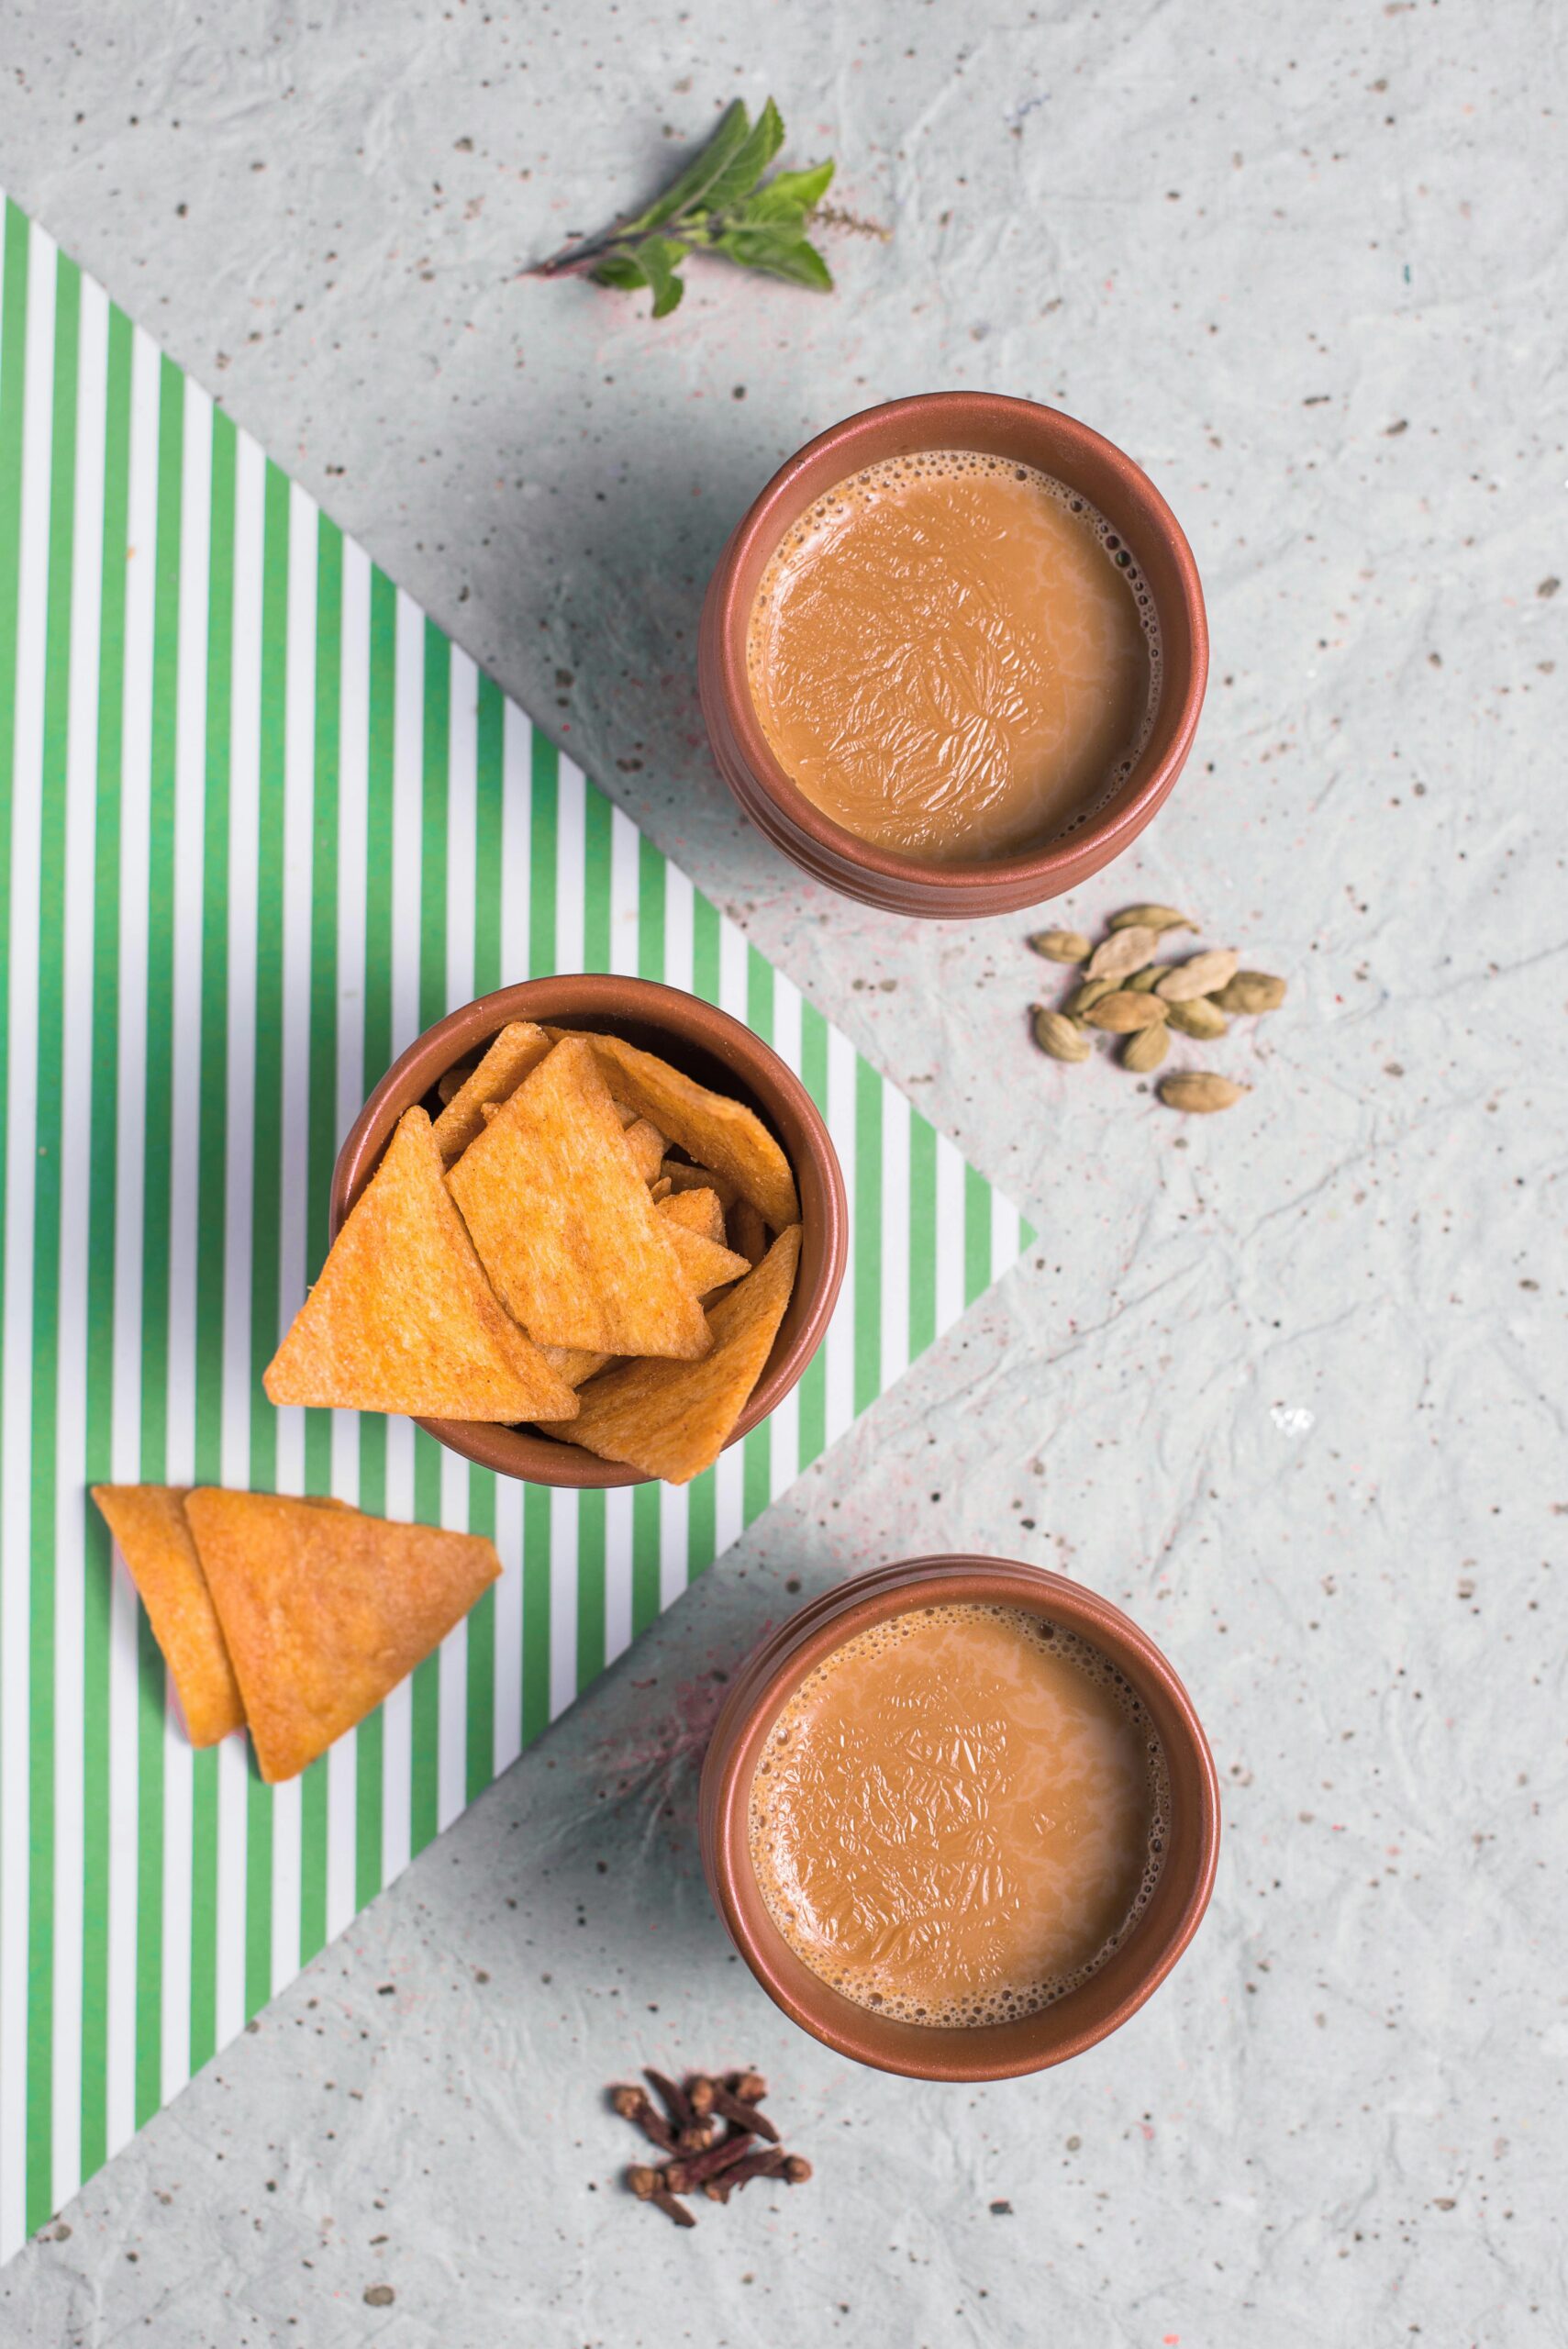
[746, 451, 1160, 863]
[748, 1604, 1168, 2027]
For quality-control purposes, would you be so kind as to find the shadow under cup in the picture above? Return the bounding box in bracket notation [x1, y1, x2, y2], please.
[698, 1558, 1220, 2082]
[698, 391, 1209, 919]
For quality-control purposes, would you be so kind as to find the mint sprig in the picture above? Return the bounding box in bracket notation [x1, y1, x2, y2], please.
[531, 99, 836, 317]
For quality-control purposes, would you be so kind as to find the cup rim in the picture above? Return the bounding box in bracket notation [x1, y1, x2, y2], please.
[699, 1555, 1220, 2080]
[329, 975, 848, 1489]
[703, 391, 1208, 909]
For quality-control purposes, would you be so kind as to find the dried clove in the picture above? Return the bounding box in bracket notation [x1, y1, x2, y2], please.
[609, 2085, 678, 2155]
[642, 2066, 708, 2148]
[718, 2146, 790, 2193]
[662, 2132, 762, 2194]
[612, 2064, 806, 2226]
[705, 2076, 780, 2141]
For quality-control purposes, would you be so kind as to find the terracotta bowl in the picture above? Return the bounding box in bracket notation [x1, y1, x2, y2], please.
[698, 391, 1208, 919]
[699, 1556, 1219, 2080]
[330, 975, 847, 1489]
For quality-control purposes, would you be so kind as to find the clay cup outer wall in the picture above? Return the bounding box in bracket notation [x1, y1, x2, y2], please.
[699, 392, 1208, 918]
[699, 1556, 1220, 2080]
[329, 974, 847, 1489]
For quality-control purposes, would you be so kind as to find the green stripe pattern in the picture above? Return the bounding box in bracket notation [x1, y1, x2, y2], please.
[0, 196, 1031, 2260]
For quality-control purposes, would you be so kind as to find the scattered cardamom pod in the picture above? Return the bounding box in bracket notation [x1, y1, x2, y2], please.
[1030, 1007, 1092, 1063]
[1158, 1072, 1250, 1114]
[1154, 949, 1240, 1004]
[1122, 1022, 1170, 1073]
[1211, 971, 1287, 1014]
[1028, 928, 1091, 964]
[1084, 990, 1171, 1033]
[1108, 904, 1196, 934]
[1165, 996, 1229, 1040]
[1124, 966, 1163, 993]
[1086, 924, 1162, 982]
[1063, 973, 1119, 1019]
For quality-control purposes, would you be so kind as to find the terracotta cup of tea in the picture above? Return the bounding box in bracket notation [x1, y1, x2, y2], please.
[331, 975, 847, 1489]
[698, 392, 1207, 919]
[699, 1555, 1219, 2081]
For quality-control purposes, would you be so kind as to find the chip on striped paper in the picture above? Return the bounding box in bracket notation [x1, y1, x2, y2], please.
[90, 1485, 245, 1749]
[183, 1492, 502, 1785]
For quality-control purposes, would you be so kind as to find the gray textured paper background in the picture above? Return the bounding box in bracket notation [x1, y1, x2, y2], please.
[1, 2, 1562, 2343]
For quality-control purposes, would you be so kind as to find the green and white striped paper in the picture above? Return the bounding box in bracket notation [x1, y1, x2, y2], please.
[0, 192, 1030, 2259]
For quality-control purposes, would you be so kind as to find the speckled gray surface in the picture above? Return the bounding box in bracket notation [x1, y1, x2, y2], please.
[2, 3, 1564, 2342]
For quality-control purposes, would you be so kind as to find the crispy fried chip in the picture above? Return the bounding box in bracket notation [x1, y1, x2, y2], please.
[658, 1186, 726, 1247]
[430, 1021, 552, 1165]
[728, 1197, 769, 1267]
[539, 1341, 614, 1388]
[436, 1057, 479, 1106]
[649, 1176, 672, 1202]
[662, 1214, 751, 1298]
[622, 1117, 668, 1183]
[91, 1485, 245, 1747]
[662, 1158, 740, 1213]
[263, 1106, 578, 1422]
[556, 1031, 799, 1230]
[448, 1036, 710, 1360]
[184, 1490, 500, 1784]
[550, 1225, 801, 1483]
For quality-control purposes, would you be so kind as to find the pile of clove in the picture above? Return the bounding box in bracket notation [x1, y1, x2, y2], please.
[611, 2068, 812, 2227]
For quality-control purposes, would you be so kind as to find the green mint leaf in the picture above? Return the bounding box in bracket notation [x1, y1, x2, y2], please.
[717, 228, 834, 291]
[627, 100, 753, 232]
[729, 191, 808, 237]
[696, 95, 786, 214]
[758, 159, 835, 212]
[592, 251, 650, 290]
[638, 238, 686, 317]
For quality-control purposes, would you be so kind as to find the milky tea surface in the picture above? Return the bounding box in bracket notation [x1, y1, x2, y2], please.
[748, 1605, 1169, 2027]
[746, 451, 1161, 863]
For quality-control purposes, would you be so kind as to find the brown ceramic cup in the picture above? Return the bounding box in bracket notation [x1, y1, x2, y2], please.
[330, 975, 847, 1489]
[699, 1556, 1219, 2080]
[698, 392, 1208, 919]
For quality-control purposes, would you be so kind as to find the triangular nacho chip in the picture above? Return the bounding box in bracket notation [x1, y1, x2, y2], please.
[539, 1341, 614, 1388]
[183, 1490, 500, 1785]
[447, 1036, 710, 1360]
[658, 1185, 726, 1247]
[430, 1021, 552, 1166]
[622, 1117, 668, 1183]
[551, 1224, 801, 1483]
[662, 1214, 751, 1298]
[728, 1197, 769, 1267]
[556, 1031, 799, 1231]
[263, 1105, 578, 1422]
[91, 1484, 245, 1747]
[436, 1056, 479, 1106]
[662, 1157, 740, 1214]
